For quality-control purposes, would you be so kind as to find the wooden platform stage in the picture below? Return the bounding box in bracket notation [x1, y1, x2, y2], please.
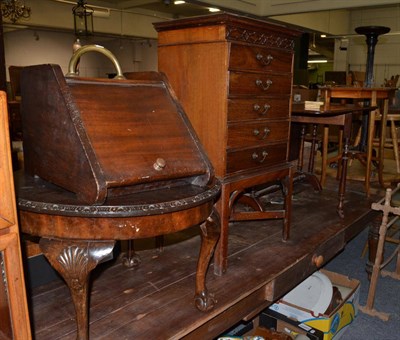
[27, 178, 383, 339]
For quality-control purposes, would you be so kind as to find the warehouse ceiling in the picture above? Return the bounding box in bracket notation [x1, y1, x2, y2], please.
[3, 0, 399, 62]
[91, 0, 400, 17]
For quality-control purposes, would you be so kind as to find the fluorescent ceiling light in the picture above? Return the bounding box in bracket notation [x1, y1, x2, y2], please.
[208, 7, 220, 12]
[174, 1, 185, 4]
[308, 60, 328, 63]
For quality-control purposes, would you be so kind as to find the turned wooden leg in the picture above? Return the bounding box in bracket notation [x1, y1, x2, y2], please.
[321, 125, 329, 187]
[366, 215, 381, 278]
[121, 240, 142, 268]
[195, 209, 220, 312]
[122, 235, 164, 268]
[39, 238, 115, 340]
[308, 124, 318, 173]
[337, 136, 350, 218]
[297, 124, 306, 172]
[282, 168, 293, 241]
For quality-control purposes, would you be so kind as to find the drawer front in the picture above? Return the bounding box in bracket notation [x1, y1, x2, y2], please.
[229, 44, 293, 73]
[227, 143, 287, 173]
[228, 98, 289, 122]
[228, 120, 289, 149]
[265, 232, 345, 302]
[229, 71, 292, 96]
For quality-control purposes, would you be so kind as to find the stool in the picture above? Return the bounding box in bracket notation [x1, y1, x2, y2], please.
[373, 110, 400, 174]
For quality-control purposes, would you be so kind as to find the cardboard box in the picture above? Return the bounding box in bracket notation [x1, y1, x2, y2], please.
[260, 309, 324, 340]
[264, 270, 360, 340]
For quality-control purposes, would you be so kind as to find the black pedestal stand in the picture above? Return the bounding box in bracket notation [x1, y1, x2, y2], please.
[355, 26, 390, 151]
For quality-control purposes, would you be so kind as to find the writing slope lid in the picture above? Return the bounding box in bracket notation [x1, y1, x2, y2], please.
[21, 65, 212, 205]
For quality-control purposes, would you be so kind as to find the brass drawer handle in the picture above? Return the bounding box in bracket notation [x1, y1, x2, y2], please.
[253, 127, 270, 139]
[256, 53, 273, 66]
[153, 158, 166, 171]
[255, 79, 273, 91]
[252, 150, 268, 163]
[253, 103, 271, 115]
[312, 254, 324, 268]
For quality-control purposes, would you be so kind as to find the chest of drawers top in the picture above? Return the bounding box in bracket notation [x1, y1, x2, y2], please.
[155, 12, 300, 51]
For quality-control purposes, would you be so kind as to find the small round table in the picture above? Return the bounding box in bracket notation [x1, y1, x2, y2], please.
[16, 172, 220, 340]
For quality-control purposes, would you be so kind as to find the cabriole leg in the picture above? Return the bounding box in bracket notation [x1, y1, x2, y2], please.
[195, 209, 220, 312]
[39, 238, 115, 340]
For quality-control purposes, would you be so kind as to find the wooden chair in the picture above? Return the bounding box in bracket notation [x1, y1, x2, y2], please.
[373, 109, 400, 174]
[319, 87, 393, 196]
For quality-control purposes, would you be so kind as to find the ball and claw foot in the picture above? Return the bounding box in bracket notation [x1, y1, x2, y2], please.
[195, 290, 216, 312]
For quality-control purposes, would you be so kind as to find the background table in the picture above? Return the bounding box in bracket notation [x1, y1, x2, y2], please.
[291, 103, 377, 217]
[320, 87, 394, 195]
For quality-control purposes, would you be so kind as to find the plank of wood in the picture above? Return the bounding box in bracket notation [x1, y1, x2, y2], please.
[28, 182, 379, 340]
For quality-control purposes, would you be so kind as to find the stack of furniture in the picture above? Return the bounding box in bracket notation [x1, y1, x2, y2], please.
[17, 46, 221, 339]
[154, 13, 301, 275]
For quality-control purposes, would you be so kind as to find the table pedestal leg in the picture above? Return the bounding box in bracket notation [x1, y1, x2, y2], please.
[295, 124, 322, 191]
[308, 124, 318, 173]
[122, 240, 141, 268]
[337, 137, 350, 218]
[282, 168, 293, 241]
[297, 124, 306, 172]
[39, 238, 115, 340]
[195, 209, 220, 312]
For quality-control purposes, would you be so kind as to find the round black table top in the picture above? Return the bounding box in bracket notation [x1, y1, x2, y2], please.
[355, 26, 391, 36]
[15, 171, 221, 218]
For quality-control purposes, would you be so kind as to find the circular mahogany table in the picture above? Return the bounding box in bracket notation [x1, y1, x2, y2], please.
[16, 172, 220, 340]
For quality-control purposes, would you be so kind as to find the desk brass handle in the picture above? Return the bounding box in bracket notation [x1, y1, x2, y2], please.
[253, 127, 270, 139]
[252, 150, 268, 163]
[312, 254, 324, 267]
[66, 44, 125, 79]
[153, 158, 166, 171]
[253, 103, 271, 115]
[255, 79, 273, 91]
[256, 53, 273, 66]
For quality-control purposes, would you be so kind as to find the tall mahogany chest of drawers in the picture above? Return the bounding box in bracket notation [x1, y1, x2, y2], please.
[155, 13, 301, 275]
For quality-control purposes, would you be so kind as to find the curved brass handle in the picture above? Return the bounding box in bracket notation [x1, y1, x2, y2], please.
[312, 254, 324, 267]
[253, 127, 270, 139]
[253, 103, 271, 115]
[252, 150, 268, 163]
[65, 44, 126, 79]
[255, 79, 272, 91]
[256, 53, 273, 66]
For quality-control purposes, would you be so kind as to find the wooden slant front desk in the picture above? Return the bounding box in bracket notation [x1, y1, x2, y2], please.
[154, 13, 302, 275]
[17, 63, 221, 340]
